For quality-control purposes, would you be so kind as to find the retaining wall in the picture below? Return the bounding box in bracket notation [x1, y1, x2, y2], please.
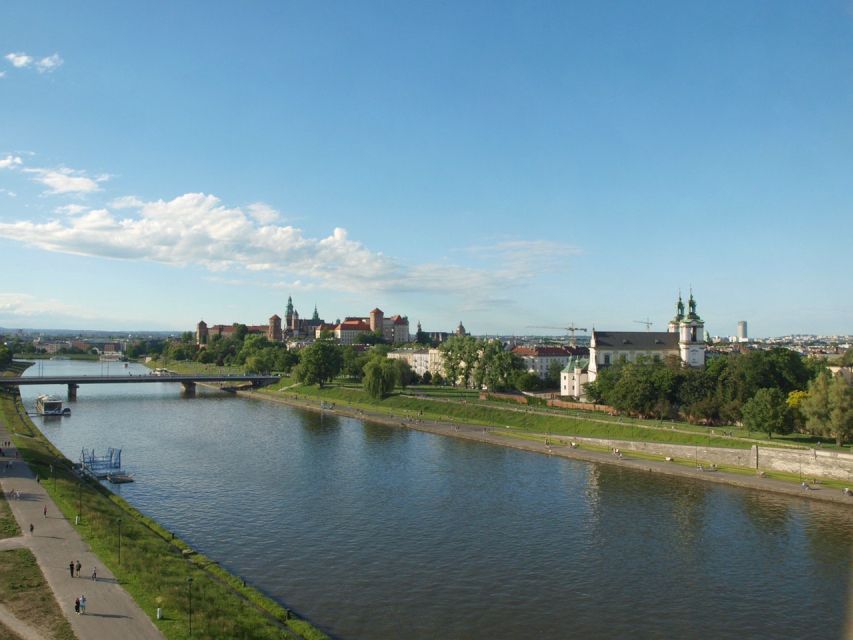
[559, 436, 853, 481]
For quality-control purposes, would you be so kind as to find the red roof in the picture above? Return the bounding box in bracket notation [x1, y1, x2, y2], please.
[337, 320, 371, 331]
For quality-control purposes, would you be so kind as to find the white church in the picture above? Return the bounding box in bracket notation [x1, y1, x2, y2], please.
[561, 292, 706, 399]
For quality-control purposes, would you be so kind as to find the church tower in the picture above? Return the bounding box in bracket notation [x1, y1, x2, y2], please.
[678, 291, 705, 367]
[668, 293, 684, 333]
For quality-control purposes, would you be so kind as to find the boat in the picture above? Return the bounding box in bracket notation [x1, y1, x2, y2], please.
[107, 473, 134, 484]
[35, 395, 70, 416]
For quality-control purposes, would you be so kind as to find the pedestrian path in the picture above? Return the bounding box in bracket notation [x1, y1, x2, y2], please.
[0, 424, 165, 640]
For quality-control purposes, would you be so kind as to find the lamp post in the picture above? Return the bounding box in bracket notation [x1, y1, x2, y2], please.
[116, 519, 122, 565]
[77, 480, 82, 523]
[187, 577, 194, 636]
[50, 464, 55, 491]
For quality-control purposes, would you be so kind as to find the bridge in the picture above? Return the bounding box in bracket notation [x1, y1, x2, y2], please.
[0, 374, 280, 399]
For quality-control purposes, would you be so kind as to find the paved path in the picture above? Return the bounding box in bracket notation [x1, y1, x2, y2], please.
[0, 426, 165, 640]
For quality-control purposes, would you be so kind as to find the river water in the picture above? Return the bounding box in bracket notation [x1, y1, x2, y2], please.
[19, 360, 853, 639]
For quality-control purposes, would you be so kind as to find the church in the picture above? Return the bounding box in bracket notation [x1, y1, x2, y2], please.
[561, 292, 706, 399]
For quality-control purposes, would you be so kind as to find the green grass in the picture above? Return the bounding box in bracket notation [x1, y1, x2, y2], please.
[0, 388, 329, 640]
[0, 489, 20, 539]
[0, 548, 75, 640]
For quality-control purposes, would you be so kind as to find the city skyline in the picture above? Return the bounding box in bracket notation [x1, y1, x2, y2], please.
[2, 2, 852, 336]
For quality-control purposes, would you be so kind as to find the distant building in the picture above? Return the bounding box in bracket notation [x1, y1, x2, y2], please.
[512, 345, 588, 380]
[737, 320, 748, 342]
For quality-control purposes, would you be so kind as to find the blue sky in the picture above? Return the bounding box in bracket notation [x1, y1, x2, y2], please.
[1, 1, 851, 338]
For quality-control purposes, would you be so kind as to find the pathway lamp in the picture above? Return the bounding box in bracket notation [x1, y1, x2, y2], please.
[77, 480, 82, 523]
[116, 518, 122, 565]
[187, 576, 194, 636]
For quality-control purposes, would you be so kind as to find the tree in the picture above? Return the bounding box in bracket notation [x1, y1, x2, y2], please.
[741, 388, 791, 438]
[363, 358, 397, 399]
[392, 359, 414, 389]
[0, 344, 11, 369]
[841, 348, 853, 366]
[294, 336, 342, 387]
[827, 375, 853, 446]
[802, 371, 832, 439]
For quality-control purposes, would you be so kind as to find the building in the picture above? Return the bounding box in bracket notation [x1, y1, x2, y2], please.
[512, 345, 588, 380]
[196, 316, 282, 345]
[387, 349, 431, 377]
[561, 292, 707, 399]
[737, 321, 748, 342]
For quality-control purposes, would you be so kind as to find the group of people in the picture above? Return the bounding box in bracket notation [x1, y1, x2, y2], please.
[73, 594, 87, 615]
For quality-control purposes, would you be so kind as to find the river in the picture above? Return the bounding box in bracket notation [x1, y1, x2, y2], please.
[19, 360, 853, 639]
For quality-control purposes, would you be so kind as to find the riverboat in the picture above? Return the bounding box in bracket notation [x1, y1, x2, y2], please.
[35, 395, 71, 416]
[107, 473, 134, 484]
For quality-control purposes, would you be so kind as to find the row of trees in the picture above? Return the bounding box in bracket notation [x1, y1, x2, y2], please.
[584, 347, 853, 443]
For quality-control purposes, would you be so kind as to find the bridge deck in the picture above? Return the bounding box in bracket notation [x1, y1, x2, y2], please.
[0, 374, 279, 386]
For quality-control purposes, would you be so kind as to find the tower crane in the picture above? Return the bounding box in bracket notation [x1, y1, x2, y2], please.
[633, 318, 653, 331]
[525, 322, 588, 346]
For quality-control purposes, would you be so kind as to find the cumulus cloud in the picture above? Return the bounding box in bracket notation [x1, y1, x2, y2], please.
[0, 155, 23, 169]
[0, 71, 5, 79]
[24, 166, 107, 194]
[5, 52, 32, 68]
[109, 195, 144, 209]
[0, 191, 579, 303]
[54, 203, 88, 216]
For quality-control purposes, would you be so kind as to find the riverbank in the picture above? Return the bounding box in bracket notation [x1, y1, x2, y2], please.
[243, 387, 853, 507]
[3, 363, 330, 640]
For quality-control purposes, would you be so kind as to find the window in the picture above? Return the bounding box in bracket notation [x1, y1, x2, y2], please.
[603, 353, 611, 366]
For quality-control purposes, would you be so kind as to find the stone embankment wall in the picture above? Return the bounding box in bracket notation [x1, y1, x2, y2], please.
[562, 436, 853, 482]
[480, 391, 615, 414]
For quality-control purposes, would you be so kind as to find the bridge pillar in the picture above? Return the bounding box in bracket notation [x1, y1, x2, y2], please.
[181, 381, 196, 396]
[68, 384, 79, 401]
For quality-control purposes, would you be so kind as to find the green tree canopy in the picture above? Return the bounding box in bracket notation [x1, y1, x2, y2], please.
[741, 388, 792, 438]
[294, 336, 342, 387]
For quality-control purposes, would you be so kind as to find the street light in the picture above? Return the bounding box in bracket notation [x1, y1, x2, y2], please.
[187, 577, 194, 636]
[77, 480, 82, 523]
[116, 519, 122, 565]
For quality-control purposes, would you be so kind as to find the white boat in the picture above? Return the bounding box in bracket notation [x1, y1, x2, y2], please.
[35, 394, 70, 416]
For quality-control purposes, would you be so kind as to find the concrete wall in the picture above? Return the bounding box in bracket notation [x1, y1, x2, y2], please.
[559, 435, 853, 481]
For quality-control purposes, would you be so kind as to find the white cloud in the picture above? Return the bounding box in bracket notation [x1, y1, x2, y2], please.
[4, 52, 63, 73]
[0, 189, 16, 198]
[35, 54, 63, 73]
[247, 202, 280, 224]
[0, 191, 579, 303]
[54, 204, 88, 216]
[109, 195, 144, 209]
[0, 155, 23, 169]
[5, 52, 32, 68]
[0, 292, 95, 319]
[0, 71, 6, 79]
[24, 166, 107, 194]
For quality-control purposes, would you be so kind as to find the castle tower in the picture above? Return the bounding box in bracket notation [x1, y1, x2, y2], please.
[678, 291, 705, 367]
[369, 308, 384, 333]
[456, 321, 467, 336]
[196, 320, 208, 346]
[291, 309, 300, 333]
[312, 304, 320, 322]
[269, 314, 282, 342]
[285, 296, 294, 328]
[668, 293, 684, 333]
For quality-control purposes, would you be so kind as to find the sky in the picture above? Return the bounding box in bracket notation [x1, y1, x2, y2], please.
[1, 1, 852, 338]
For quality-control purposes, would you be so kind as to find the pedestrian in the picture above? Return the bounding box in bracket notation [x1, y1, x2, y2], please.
[91, 568, 97, 582]
[29, 523, 33, 535]
[69, 561, 75, 578]
[74, 597, 80, 614]
[79, 594, 87, 615]
[43, 505, 47, 518]
[75, 560, 81, 577]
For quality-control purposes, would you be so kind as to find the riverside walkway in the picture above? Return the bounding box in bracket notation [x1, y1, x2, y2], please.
[0, 423, 164, 640]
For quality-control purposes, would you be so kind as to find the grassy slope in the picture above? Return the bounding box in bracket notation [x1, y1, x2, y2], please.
[0, 548, 75, 640]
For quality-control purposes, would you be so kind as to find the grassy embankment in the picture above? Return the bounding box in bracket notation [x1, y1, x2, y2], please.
[1, 363, 329, 640]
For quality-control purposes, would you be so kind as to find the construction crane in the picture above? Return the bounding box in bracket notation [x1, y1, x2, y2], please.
[633, 318, 653, 331]
[526, 323, 588, 346]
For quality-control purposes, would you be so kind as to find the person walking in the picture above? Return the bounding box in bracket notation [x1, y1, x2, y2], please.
[91, 568, 97, 582]
[43, 505, 47, 518]
[29, 523, 33, 535]
[69, 561, 75, 578]
[75, 560, 81, 577]
[74, 597, 80, 615]
[79, 594, 87, 615]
